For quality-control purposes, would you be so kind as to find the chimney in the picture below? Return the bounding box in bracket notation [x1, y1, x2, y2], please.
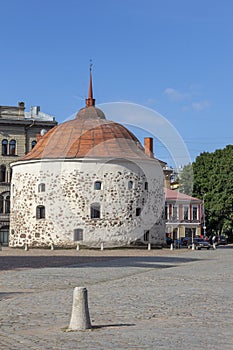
[144, 137, 154, 158]
[18, 101, 25, 117]
[18, 101, 25, 109]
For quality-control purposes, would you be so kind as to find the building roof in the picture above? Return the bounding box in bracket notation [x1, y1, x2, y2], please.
[165, 187, 202, 202]
[21, 68, 155, 161]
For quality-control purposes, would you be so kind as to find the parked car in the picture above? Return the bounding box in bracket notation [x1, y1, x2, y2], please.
[181, 237, 192, 246]
[171, 237, 192, 248]
[217, 235, 227, 245]
[188, 238, 211, 250]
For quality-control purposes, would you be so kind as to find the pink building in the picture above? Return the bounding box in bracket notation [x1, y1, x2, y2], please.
[165, 188, 203, 240]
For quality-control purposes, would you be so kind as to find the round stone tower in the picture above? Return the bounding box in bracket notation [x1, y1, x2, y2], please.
[10, 69, 165, 248]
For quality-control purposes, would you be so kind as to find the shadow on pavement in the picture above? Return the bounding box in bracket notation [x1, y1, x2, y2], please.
[0, 255, 200, 271]
[91, 323, 136, 330]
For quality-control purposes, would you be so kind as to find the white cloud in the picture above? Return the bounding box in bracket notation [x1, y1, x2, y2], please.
[191, 100, 210, 111]
[146, 98, 157, 106]
[164, 86, 210, 112]
[164, 88, 190, 101]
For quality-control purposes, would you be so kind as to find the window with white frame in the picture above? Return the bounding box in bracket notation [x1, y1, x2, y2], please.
[90, 203, 101, 219]
[172, 205, 179, 220]
[192, 205, 198, 220]
[183, 206, 189, 220]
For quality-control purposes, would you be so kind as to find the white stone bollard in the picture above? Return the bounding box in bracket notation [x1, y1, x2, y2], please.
[192, 243, 195, 250]
[148, 243, 151, 251]
[213, 243, 216, 250]
[50, 243, 54, 250]
[170, 243, 173, 250]
[68, 287, 91, 331]
[24, 243, 29, 251]
[76, 244, 80, 251]
[100, 243, 104, 251]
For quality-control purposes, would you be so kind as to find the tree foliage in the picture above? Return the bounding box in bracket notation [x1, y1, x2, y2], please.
[179, 163, 194, 196]
[192, 145, 233, 236]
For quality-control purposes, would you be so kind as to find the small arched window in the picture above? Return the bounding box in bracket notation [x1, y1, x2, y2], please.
[0, 195, 3, 213]
[31, 140, 37, 149]
[36, 205, 45, 219]
[5, 196, 10, 213]
[2, 140, 8, 156]
[128, 180, 133, 190]
[0, 165, 6, 183]
[90, 203, 101, 219]
[9, 140, 16, 155]
[94, 181, 102, 190]
[38, 183, 46, 192]
[136, 207, 141, 217]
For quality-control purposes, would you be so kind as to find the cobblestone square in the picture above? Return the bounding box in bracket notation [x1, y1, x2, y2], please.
[0, 246, 232, 349]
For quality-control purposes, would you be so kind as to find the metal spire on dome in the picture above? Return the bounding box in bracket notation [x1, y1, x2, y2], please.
[85, 60, 95, 107]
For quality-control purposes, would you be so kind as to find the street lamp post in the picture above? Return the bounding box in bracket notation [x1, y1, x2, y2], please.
[203, 194, 206, 237]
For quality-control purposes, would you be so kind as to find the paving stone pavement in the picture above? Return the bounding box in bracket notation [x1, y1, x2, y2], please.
[0, 246, 232, 350]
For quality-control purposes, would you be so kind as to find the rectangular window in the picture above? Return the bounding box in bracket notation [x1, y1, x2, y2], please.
[91, 203, 101, 219]
[144, 230, 149, 241]
[136, 207, 141, 216]
[36, 205, 45, 219]
[183, 206, 189, 220]
[192, 206, 198, 220]
[74, 229, 83, 241]
[94, 181, 102, 190]
[172, 205, 179, 220]
[128, 181, 133, 190]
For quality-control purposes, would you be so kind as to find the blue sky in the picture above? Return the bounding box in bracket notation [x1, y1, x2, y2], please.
[1, 0, 233, 167]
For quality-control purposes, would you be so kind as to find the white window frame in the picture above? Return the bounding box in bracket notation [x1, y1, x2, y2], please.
[172, 205, 179, 220]
[192, 205, 199, 220]
[183, 205, 190, 220]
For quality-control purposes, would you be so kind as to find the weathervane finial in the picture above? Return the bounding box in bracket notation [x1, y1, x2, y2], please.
[86, 60, 95, 107]
[90, 59, 93, 72]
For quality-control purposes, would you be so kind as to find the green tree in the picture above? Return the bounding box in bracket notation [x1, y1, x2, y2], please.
[179, 163, 194, 196]
[192, 145, 233, 238]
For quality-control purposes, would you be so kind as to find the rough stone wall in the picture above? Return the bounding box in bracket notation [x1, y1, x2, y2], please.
[10, 159, 165, 248]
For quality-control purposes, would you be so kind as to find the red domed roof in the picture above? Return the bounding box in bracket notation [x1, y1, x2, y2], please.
[21, 70, 151, 161]
[22, 109, 149, 160]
